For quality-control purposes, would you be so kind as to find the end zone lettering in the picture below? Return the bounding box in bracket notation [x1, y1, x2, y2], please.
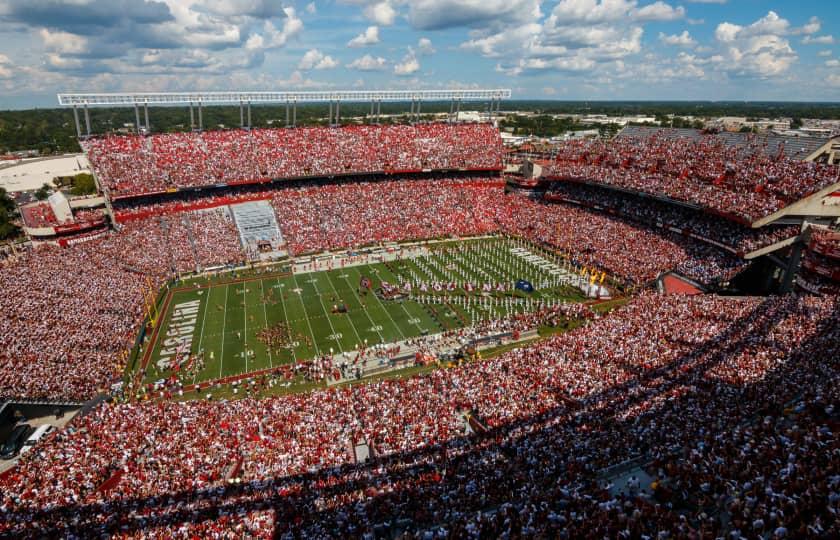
[156, 300, 200, 370]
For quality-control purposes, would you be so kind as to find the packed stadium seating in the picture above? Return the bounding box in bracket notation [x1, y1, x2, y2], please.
[113, 188, 272, 222]
[1, 294, 836, 538]
[799, 228, 840, 294]
[500, 196, 744, 284]
[261, 177, 742, 284]
[82, 124, 503, 199]
[0, 208, 244, 401]
[542, 129, 839, 222]
[0, 176, 751, 402]
[270, 177, 508, 254]
[620, 126, 829, 161]
[1, 119, 837, 539]
[19, 202, 105, 229]
[545, 182, 800, 254]
[810, 228, 840, 259]
[18, 202, 62, 227]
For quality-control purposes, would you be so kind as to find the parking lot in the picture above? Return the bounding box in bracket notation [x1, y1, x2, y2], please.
[0, 403, 80, 474]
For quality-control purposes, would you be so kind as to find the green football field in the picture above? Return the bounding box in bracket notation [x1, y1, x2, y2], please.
[136, 237, 586, 388]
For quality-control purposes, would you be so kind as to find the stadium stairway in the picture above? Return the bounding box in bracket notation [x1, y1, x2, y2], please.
[229, 201, 286, 260]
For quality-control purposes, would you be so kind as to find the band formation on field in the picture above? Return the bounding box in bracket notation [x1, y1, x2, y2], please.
[135, 236, 598, 392]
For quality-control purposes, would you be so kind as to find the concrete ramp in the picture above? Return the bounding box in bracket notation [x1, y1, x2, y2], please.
[229, 201, 285, 259]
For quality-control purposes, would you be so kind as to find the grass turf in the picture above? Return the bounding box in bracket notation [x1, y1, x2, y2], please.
[136, 237, 587, 389]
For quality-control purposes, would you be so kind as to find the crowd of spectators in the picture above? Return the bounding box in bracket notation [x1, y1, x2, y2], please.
[19, 203, 106, 229]
[2, 127, 837, 537]
[545, 182, 801, 254]
[0, 208, 244, 401]
[809, 228, 840, 260]
[19, 202, 62, 228]
[1, 293, 835, 538]
[800, 229, 840, 295]
[0, 176, 752, 402]
[109, 209, 245, 275]
[83, 124, 503, 198]
[113, 190, 271, 222]
[498, 196, 745, 285]
[0, 244, 146, 401]
[797, 271, 840, 296]
[271, 178, 508, 254]
[71, 208, 107, 224]
[111, 173, 501, 222]
[267, 178, 743, 285]
[105, 174, 752, 288]
[542, 132, 839, 222]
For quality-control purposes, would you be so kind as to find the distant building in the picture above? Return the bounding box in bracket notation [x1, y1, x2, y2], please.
[710, 117, 790, 132]
[500, 132, 529, 146]
[0, 154, 91, 193]
[797, 127, 833, 138]
[550, 129, 600, 141]
[1, 149, 40, 159]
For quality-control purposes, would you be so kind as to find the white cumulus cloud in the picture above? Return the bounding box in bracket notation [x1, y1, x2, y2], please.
[417, 37, 435, 55]
[633, 1, 685, 22]
[347, 54, 387, 71]
[38, 29, 89, 54]
[408, 0, 541, 30]
[462, 0, 692, 77]
[348, 26, 380, 47]
[245, 7, 303, 50]
[713, 11, 798, 77]
[364, 1, 396, 25]
[659, 30, 697, 47]
[803, 35, 835, 45]
[298, 49, 338, 70]
[394, 48, 419, 75]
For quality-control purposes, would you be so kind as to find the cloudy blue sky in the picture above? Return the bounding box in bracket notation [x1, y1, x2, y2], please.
[0, 0, 837, 108]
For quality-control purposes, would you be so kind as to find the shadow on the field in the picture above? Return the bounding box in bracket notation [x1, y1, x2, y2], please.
[2, 295, 837, 538]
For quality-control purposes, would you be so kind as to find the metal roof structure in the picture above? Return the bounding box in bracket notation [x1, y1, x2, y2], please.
[57, 89, 512, 107]
[59, 89, 512, 139]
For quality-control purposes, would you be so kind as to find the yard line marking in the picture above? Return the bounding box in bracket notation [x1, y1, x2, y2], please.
[220, 284, 229, 379]
[243, 285, 248, 374]
[367, 264, 424, 335]
[193, 287, 212, 386]
[356, 265, 407, 340]
[398, 302, 425, 333]
[260, 279, 273, 369]
[274, 277, 296, 362]
[291, 273, 322, 356]
[308, 273, 344, 353]
[326, 270, 371, 344]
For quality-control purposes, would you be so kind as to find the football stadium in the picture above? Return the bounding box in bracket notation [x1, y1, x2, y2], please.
[138, 236, 591, 393]
[0, 85, 838, 539]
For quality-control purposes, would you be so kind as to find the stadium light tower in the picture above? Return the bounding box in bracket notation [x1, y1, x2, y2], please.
[57, 89, 512, 136]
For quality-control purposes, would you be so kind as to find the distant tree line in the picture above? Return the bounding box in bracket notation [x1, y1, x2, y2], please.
[499, 115, 621, 138]
[56, 173, 97, 196]
[0, 188, 19, 240]
[33, 172, 97, 200]
[519, 101, 840, 120]
[0, 101, 838, 154]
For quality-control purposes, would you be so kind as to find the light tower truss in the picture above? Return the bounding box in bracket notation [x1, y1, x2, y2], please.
[57, 89, 512, 137]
